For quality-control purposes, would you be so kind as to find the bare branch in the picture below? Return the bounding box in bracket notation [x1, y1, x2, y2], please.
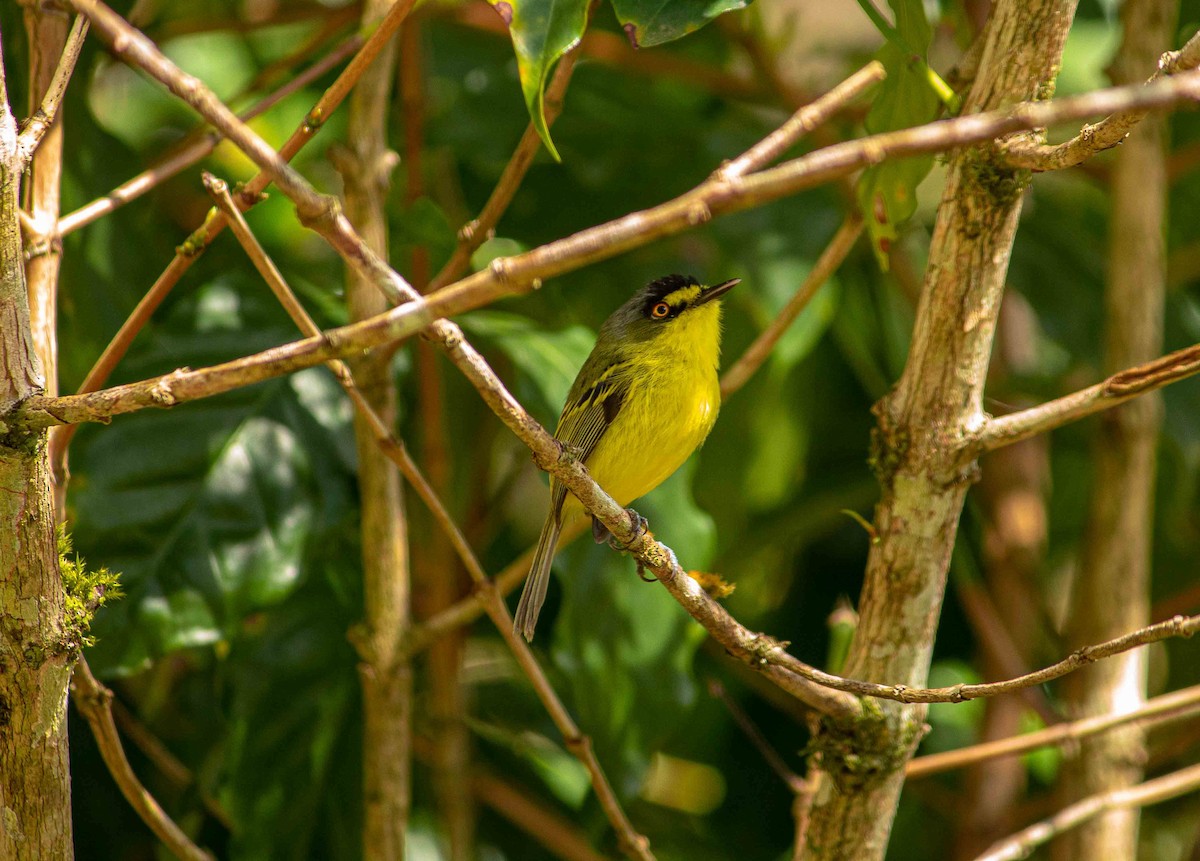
[71, 658, 214, 861]
[16, 15, 88, 170]
[1001, 29, 1200, 171]
[717, 61, 884, 180]
[785, 614, 1198, 705]
[978, 341, 1200, 451]
[721, 215, 863, 398]
[972, 762, 1200, 861]
[907, 684, 1200, 779]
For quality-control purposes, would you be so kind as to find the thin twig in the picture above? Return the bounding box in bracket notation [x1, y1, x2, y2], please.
[907, 684, 1200, 779]
[972, 762, 1200, 861]
[16, 15, 88, 170]
[977, 341, 1200, 452]
[206, 177, 655, 861]
[71, 658, 214, 861]
[721, 215, 863, 398]
[468, 769, 610, 861]
[717, 62, 884, 180]
[1001, 29, 1200, 171]
[108, 697, 233, 828]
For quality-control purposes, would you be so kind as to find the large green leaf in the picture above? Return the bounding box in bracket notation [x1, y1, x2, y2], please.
[487, 0, 589, 160]
[609, 0, 749, 48]
[75, 361, 357, 675]
[856, 0, 942, 269]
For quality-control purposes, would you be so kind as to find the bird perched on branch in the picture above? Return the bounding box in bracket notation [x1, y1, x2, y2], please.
[514, 274, 739, 641]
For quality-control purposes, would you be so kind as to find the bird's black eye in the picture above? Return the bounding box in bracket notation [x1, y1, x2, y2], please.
[650, 302, 671, 319]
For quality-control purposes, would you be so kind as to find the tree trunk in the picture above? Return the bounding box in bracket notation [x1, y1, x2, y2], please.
[803, 4, 1078, 858]
[1056, 1, 1173, 857]
[0, 54, 74, 860]
[339, 2, 412, 858]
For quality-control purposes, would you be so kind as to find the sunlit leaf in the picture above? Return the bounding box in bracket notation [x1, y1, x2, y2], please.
[609, 0, 749, 49]
[486, 0, 589, 159]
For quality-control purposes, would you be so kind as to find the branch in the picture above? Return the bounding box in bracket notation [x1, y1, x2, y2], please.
[16, 15, 88, 170]
[783, 614, 1198, 705]
[977, 341, 1200, 452]
[71, 658, 214, 861]
[721, 214, 863, 398]
[205, 177, 655, 861]
[972, 762, 1200, 861]
[1000, 29, 1200, 171]
[907, 683, 1200, 779]
[716, 61, 884, 180]
[25, 74, 1200, 436]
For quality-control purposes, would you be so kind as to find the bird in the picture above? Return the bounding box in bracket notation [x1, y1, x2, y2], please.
[513, 274, 739, 641]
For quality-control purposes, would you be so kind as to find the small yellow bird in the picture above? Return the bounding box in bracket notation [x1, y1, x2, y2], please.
[514, 274, 739, 641]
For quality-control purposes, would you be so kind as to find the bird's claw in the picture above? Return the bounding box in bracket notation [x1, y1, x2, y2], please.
[592, 508, 648, 550]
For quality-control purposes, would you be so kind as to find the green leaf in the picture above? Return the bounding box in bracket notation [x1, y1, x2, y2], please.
[856, 0, 943, 269]
[488, 0, 589, 160]
[609, 0, 749, 49]
[76, 366, 356, 675]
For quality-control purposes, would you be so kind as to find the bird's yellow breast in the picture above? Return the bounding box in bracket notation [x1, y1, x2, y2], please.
[560, 301, 722, 521]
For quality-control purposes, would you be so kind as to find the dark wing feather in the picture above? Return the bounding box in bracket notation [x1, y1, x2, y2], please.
[547, 357, 631, 517]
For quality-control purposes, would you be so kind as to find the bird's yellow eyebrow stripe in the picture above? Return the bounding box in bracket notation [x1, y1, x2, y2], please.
[662, 285, 702, 305]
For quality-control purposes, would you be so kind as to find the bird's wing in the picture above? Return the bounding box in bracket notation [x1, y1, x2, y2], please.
[548, 359, 632, 515]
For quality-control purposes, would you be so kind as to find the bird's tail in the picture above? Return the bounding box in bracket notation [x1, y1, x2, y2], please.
[514, 513, 563, 642]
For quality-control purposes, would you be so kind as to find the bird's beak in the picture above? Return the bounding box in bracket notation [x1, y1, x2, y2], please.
[694, 278, 740, 307]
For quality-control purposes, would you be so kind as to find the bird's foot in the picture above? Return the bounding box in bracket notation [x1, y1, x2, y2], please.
[591, 508, 648, 549]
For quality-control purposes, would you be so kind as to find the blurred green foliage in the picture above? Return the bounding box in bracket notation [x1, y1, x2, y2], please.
[3, 0, 1199, 858]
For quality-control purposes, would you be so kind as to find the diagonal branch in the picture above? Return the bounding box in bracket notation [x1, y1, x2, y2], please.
[1000, 29, 1200, 171]
[16, 14, 88, 170]
[972, 761, 1200, 861]
[907, 683, 1200, 779]
[977, 341, 1200, 452]
[717, 61, 884, 180]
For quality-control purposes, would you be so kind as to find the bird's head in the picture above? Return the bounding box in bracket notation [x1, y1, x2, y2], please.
[600, 274, 739, 355]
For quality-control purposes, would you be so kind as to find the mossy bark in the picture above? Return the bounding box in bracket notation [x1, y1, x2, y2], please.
[0, 58, 73, 860]
[802, 4, 1078, 858]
